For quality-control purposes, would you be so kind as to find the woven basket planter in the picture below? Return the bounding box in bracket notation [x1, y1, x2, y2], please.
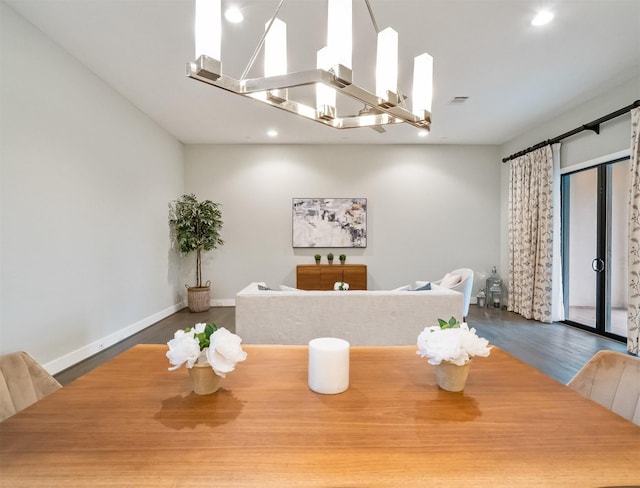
[186, 281, 211, 312]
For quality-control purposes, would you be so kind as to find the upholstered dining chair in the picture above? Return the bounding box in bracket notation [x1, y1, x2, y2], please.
[567, 350, 640, 426]
[432, 268, 474, 321]
[0, 351, 62, 422]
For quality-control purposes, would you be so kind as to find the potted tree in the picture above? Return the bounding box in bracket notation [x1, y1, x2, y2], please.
[327, 253, 334, 264]
[339, 254, 346, 264]
[169, 194, 224, 312]
[314, 254, 321, 265]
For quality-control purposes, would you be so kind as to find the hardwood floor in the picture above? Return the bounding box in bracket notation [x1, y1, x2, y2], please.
[54, 304, 628, 386]
[468, 305, 627, 384]
[53, 307, 235, 386]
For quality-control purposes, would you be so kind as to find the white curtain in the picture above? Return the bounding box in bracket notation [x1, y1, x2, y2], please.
[508, 145, 554, 322]
[551, 143, 565, 321]
[627, 107, 640, 355]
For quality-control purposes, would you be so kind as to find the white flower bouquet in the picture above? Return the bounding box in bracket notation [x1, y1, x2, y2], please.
[166, 322, 247, 377]
[334, 281, 349, 291]
[417, 317, 491, 366]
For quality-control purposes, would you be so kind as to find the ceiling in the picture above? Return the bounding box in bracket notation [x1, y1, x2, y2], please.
[6, 0, 640, 145]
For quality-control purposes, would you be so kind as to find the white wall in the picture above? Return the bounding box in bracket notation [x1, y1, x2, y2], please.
[501, 77, 639, 168]
[0, 2, 185, 372]
[184, 144, 501, 301]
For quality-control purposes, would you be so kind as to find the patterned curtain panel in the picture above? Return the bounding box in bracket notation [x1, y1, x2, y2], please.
[627, 107, 640, 355]
[508, 145, 554, 322]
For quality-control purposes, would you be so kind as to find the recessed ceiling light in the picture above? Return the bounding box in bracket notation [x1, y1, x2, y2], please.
[418, 130, 428, 138]
[267, 129, 278, 137]
[224, 6, 244, 23]
[531, 10, 553, 26]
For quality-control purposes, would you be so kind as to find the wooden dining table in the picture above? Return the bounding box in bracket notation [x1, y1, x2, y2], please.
[1, 344, 639, 487]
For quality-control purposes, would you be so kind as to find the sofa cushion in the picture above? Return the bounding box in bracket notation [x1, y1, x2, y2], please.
[279, 285, 303, 291]
[392, 284, 411, 291]
[440, 273, 462, 288]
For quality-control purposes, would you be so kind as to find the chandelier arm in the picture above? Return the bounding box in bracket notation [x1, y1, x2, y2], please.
[240, 0, 286, 81]
[396, 87, 407, 110]
[363, 0, 380, 34]
[186, 65, 431, 130]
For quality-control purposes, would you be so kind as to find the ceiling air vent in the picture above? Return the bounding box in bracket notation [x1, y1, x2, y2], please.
[449, 96, 469, 104]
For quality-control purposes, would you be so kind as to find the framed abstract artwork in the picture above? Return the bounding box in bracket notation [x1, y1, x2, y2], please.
[292, 198, 367, 248]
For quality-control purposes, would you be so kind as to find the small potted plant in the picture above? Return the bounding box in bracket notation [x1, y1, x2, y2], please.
[417, 317, 491, 392]
[314, 254, 321, 264]
[166, 322, 247, 395]
[339, 254, 346, 264]
[327, 253, 334, 264]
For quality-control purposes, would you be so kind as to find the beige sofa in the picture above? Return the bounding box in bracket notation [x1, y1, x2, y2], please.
[235, 282, 464, 346]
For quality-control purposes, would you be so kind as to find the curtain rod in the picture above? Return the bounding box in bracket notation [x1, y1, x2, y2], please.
[502, 99, 640, 163]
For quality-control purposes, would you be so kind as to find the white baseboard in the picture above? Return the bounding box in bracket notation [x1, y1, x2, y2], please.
[212, 298, 235, 307]
[43, 301, 187, 375]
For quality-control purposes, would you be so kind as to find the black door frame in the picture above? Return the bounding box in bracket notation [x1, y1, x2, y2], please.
[561, 156, 628, 342]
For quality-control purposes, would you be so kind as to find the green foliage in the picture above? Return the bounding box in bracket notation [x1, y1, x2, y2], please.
[327, 253, 334, 260]
[185, 322, 218, 351]
[169, 194, 224, 287]
[169, 194, 223, 255]
[437, 317, 461, 329]
[339, 254, 346, 261]
[314, 254, 321, 260]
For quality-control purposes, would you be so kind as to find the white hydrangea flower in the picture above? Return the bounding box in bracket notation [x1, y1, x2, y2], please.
[205, 327, 248, 378]
[166, 329, 201, 371]
[193, 322, 207, 334]
[417, 322, 491, 366]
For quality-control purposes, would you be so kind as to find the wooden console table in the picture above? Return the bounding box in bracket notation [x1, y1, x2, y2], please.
[296, 264, 367, 290]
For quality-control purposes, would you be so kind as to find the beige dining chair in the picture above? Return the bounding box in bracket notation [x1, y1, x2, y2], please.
[0, 351, 62, 422]
[567, 350, 640, 426]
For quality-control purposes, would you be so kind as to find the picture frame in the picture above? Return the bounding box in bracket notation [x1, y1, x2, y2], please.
[292, 198, 367, 248]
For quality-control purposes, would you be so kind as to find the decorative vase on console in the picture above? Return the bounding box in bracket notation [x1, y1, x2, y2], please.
[339, 254, 346, 264]
[416, 317, 491, 392]
[327, 253, 334, 265]
[166, 322, 247, 395]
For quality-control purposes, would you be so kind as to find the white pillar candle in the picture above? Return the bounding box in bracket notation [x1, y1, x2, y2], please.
[308, 337, 350, 394]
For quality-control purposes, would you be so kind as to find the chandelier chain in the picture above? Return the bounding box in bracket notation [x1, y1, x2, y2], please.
[363, 0, 380, 34]
[240, 0, 286, 80]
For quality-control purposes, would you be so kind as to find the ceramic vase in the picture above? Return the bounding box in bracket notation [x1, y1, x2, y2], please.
[435, 360, 471, 392]
[188, 363, 222, 395]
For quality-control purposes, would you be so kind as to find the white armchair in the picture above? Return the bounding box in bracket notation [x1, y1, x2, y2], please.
[432, 268, 474, 321]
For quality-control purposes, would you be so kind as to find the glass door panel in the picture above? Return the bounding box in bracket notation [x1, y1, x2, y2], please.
[608, 160, 629, 337]
[562, 157, 629, 341]
[565, 168, 598, 328]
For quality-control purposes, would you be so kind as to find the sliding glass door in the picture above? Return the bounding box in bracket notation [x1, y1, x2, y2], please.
[562, 157, 629, 340]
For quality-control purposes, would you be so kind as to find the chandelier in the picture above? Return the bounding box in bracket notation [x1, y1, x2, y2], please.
[186, 0, 433, 132]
